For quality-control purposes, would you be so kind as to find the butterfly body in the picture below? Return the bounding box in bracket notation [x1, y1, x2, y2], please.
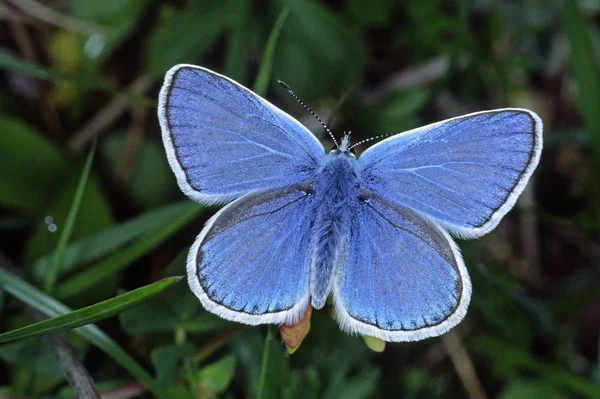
[310, 147, 360, 308]
[159, 64, 543, 341]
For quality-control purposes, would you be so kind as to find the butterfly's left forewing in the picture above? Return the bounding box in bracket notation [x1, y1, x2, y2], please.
[188, 184, 315, 325]
[159, 65, 325, 205]
[333, 190, 471, 341]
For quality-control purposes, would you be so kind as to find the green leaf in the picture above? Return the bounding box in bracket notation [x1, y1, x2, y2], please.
[145, 1, 232, 79]
[100, 133, 178, 209]
[253, 5, 291, 96]
[0, 276, 181, 344]
[344, 0, 395, 27]
[355, 89, 427, 137]
[31, 201, 194, 283]
[53, 202, 201, 299]
[224, 0, 253, 84]
[0, 339, 74, 378]
[69, 0, 150, 62]
[257, 330, 289, 399]
[119, 280, 229, 335]
[498, 381, 569, 399]
[0, 267, 166, 398]
[0, 117, 68, 214]
[563, 0, 600, 167]
[474, 337, 600, 399]
[23, 165, 113, 265]
[283, 368, 321, 399]
[151, 343, 195, 383]
[0, 55, 154, 106]
[273, 0, 367, 98]
[197, 354, 236, 395]
[322, 369, 379, 399]
[45, 142, 96, 293]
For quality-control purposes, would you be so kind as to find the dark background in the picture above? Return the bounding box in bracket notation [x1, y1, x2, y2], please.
[1, 0, 599, 398]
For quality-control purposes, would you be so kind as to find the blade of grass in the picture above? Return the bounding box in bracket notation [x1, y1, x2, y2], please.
[0, 276, 182, 344]
[0, 54, 155, 106]
[563, 0, 600, 172]
[257, 329, 289, 399]
[252, 5, 291, 97]
[44, 142, 96, 293]
[426, 0, 469, 105]
[32, 201, 195, 281]
[0, 265, 167, 398]
[54, 203, 202, 299]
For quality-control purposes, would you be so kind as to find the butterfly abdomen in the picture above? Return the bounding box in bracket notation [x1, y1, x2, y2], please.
[310, 155, 360, 309]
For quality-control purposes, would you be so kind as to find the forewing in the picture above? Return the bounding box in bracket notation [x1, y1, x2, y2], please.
[333, 190, 471, 341]
[159, 64, 325, 205]
[359, 109, 542, 238]
[187, 184, 315, 325]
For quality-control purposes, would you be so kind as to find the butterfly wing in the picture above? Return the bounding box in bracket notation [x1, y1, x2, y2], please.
[187, 183, 315, 325]
[358, 109, 542, 238]
[333, 190, 470, 341]
[159, 64, 325, 205]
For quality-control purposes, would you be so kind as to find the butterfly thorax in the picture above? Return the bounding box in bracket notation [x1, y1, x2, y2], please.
[310, 152, 360, 309]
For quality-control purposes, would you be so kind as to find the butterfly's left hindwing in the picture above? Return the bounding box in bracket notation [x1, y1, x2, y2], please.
[159, 65, 325, 205]
[187, 184, 315, 326]
[333, 190, 471, 342]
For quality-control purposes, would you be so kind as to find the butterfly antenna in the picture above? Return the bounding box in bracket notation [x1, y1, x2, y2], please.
[349, 132, 398, 150]
[277, 80, 339, 148]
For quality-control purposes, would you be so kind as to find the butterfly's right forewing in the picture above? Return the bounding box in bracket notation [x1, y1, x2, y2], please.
[358, 109, 542, 238]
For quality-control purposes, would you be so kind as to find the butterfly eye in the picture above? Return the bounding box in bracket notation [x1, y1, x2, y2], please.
[349, 147, 356, 155]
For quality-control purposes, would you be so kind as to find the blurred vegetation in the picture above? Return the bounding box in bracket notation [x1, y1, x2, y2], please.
[0, 0, 599, 398]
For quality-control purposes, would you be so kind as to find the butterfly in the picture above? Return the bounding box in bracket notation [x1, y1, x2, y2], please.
[158, 64, 542, 342]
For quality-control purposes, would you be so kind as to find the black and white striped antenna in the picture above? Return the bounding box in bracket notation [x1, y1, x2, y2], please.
[349, 132, 398, 150]
[277, 80, 339, 148]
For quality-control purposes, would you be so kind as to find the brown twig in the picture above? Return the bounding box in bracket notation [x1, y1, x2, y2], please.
[100, 382, 147, 399]
[441, 330, 489, 399]
[193, 325, 244, 364]
[4, 0, 108, 35]
[0, 252, 100, 399]
[117, 104, 147, 183]
[67, 74, 153, 153]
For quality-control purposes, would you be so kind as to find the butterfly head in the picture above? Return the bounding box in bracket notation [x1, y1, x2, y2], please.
[330, 132, 356, 157]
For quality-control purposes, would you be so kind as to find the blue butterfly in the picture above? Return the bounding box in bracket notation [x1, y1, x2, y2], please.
[158, 64, 543, 342]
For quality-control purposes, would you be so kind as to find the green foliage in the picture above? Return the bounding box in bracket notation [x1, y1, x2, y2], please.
[257, 330, 290, 399]
[0, 276, 181, 344]
[100, 133, 178, 209]
[0, 0, 598, 398]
